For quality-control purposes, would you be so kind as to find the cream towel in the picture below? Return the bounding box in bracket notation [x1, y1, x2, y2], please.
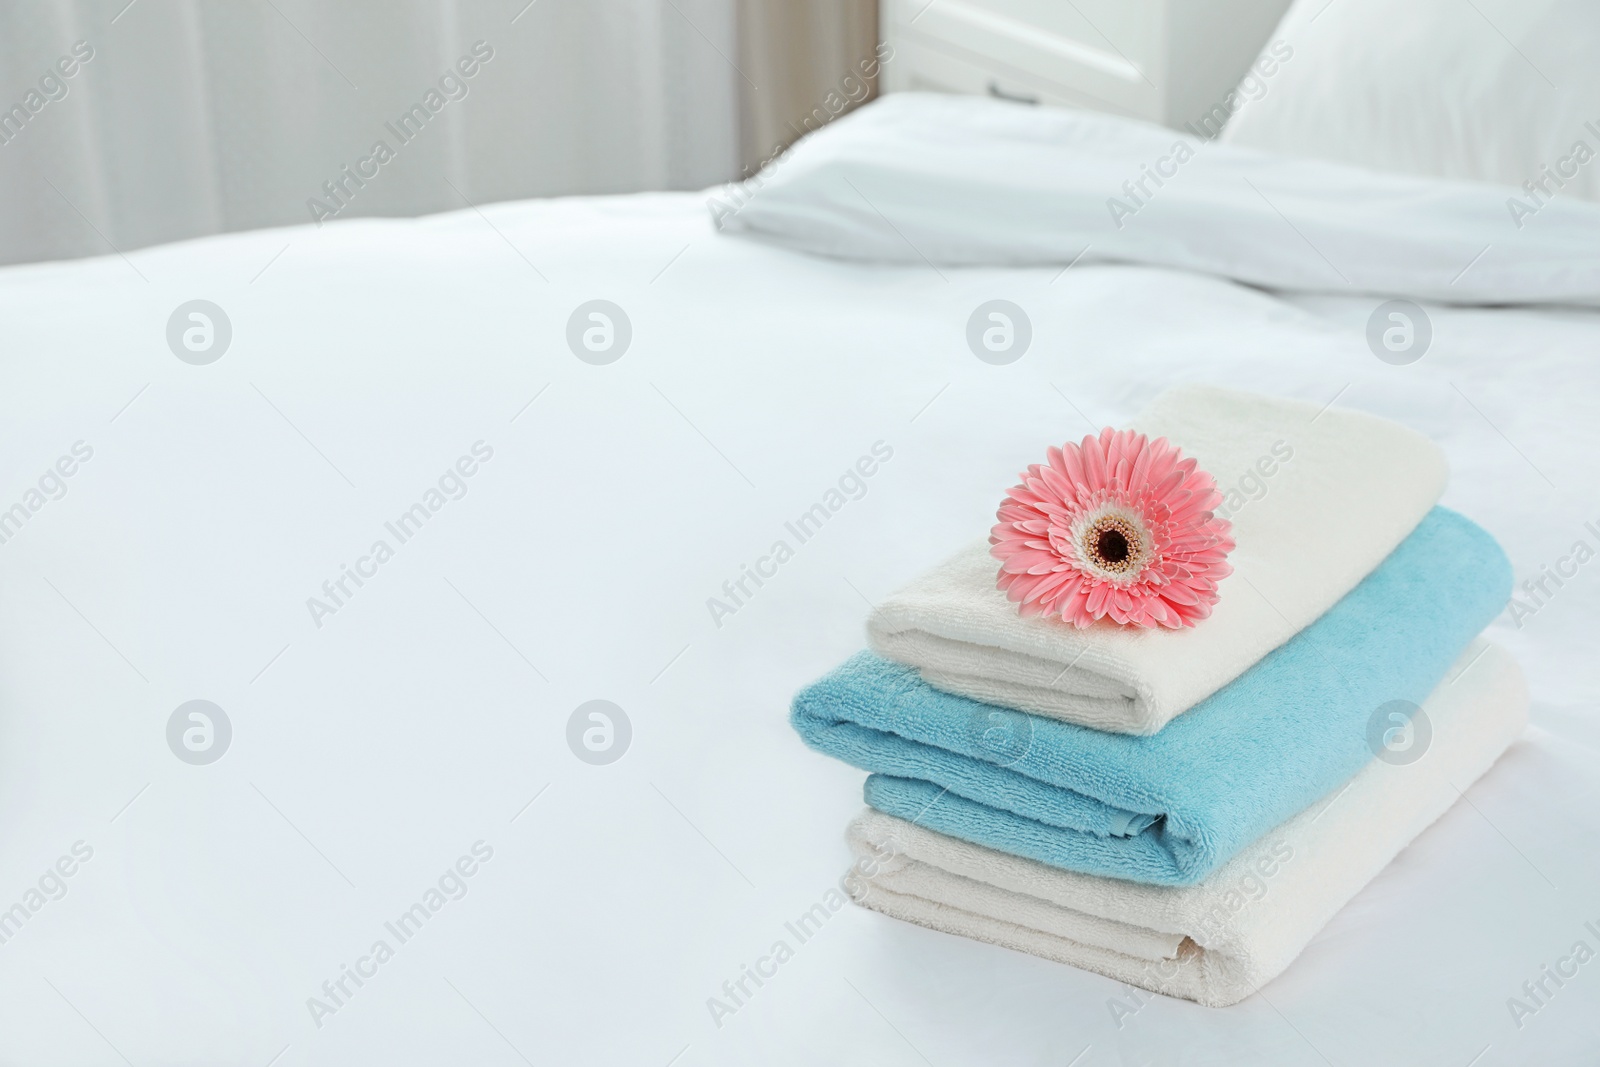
[867, 385, 1447, 733]
[844, 641, 1527, 1007]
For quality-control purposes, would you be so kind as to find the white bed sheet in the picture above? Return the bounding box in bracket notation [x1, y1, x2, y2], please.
[0, 190, 1596, 1066]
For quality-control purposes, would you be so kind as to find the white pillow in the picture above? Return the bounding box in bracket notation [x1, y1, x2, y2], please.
[719, 94, 1600, 306]
[1223, 0, 1600, 211]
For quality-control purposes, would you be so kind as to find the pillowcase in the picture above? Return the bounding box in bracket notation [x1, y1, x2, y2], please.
[1222, 0, 1600, 212]
[716, 93, 1600, 307]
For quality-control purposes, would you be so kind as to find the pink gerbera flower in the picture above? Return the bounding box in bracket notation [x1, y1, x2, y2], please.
[989, 428, 1235, 629]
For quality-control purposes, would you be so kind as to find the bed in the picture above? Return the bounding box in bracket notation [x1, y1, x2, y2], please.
[1, 21, 1598, 1066]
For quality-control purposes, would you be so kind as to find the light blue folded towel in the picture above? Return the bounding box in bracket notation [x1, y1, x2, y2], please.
[791, 507, 1510, 886]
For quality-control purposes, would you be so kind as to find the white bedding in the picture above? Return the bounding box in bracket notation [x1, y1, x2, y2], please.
[719, 93, 1600, 305]
[1224, 0, 1600, 202]
[0, 112, 1597, 1064]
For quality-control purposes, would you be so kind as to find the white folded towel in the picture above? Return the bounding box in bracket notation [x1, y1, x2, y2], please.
[867, 385, 1447, 734]
[844, 641, 1527, 1007]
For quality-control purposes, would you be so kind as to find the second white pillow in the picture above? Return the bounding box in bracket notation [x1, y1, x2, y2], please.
[1222, 0, 1600, 211]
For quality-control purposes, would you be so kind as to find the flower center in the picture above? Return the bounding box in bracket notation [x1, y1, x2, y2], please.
[1083, 515, 1143, 576]
[1096, 527, 1130, 564]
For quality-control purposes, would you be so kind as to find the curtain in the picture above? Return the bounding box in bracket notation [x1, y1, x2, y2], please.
[0, 0, 742, 266]
[735, 0, 879, 178]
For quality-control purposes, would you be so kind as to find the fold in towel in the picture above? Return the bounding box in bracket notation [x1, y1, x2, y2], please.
[793, 507, 1511, 886]
[844, 641, 1529, 1007]
[869, 385, 1447, 735]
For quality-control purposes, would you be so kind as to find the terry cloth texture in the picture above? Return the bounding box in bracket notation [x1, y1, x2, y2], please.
[842, 642, 1528, 1006]
[868, 384, 1447, 734]
[793, 507, 1511, 885]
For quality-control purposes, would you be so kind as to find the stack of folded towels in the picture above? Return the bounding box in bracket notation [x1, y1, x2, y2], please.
[791, 385, 1523, 1007]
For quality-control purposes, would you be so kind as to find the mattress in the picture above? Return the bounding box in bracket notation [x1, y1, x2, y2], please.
[0, 174, 1596, 1064]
